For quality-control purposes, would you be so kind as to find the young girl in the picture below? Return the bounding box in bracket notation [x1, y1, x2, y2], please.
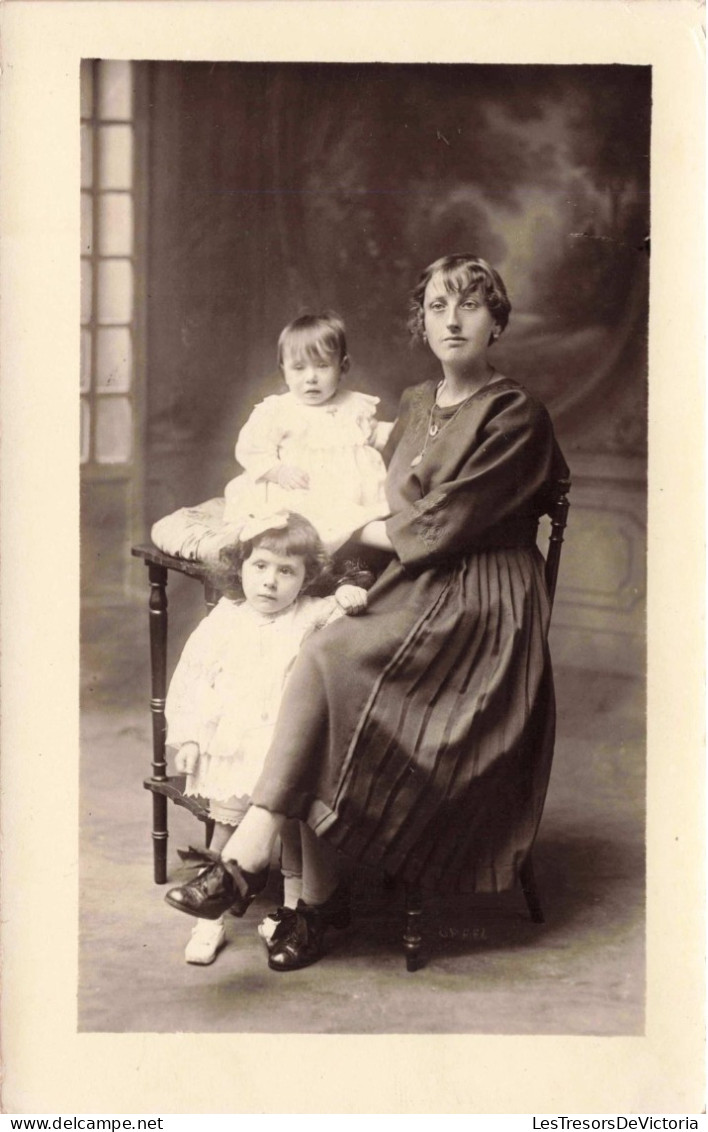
[165, 510, 367, 965]
[223, 312, 393, 554]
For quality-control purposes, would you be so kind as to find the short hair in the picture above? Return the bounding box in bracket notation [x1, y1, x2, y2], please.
[277, 312, 348, 368]
[407, 255, 511, 344]
[209, 512, 331, 597]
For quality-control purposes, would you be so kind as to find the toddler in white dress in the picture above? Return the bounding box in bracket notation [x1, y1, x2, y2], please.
[165, 511, 367, 965]
[151, 312, 393, 562]
[223, 311, 393, 552]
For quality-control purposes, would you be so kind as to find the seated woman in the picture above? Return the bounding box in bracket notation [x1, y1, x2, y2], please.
[165, 253, 570, 972]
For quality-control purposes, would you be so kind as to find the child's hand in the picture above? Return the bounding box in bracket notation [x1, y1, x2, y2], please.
[175, 741, 200, 775]
[275, 464, 310, 490]
[335, 585, 368, 615]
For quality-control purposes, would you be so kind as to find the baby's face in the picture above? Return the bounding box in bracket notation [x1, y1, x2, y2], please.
[241, 546, 307, 614]
[281, 348, 343, 406]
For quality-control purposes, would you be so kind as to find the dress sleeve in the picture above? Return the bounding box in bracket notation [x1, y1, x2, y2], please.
[165, 606, 224, 748]
[234, 397, 285, 480]
[346, 390, 386, 448]
[372, 420, 395, 451]
[289, 597, 344, 649]
[301, 595, 343, 633]
[386, 387, 563, 569]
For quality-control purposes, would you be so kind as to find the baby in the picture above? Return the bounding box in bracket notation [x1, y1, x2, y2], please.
[222, 311, 392, 554]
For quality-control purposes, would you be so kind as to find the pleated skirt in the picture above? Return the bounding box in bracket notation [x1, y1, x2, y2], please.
[251, 545, 556, 894]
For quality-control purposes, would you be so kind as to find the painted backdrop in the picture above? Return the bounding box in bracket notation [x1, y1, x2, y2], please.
[137, 62, 649, 673]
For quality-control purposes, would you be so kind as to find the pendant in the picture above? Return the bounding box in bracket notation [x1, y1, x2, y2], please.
[410, 454, 423, 467]
[429, 422, 440, 438]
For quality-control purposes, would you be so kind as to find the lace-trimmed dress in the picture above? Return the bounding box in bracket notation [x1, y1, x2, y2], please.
[222, 388, 392, 553]
[250, 377, 570, 894]
[165, 595, 342, 802]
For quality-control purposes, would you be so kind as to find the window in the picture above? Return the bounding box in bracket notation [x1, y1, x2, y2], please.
[81, 59, 137, 466]
[81, 60, 146, 602]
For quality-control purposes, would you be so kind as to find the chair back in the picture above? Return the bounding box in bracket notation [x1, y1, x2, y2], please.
[543, 478, 571, 612]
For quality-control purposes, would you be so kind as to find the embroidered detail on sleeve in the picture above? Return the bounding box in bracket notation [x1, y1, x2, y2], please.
[410, 491, 447, 544]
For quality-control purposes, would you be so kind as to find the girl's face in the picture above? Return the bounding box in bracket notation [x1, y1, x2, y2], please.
[281, 347, 347, 406]
[423, 273, 499, 370]
[241, 545, 307, 614]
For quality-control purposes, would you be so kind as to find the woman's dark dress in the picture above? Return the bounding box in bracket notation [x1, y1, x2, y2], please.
[251, 377, 569, 893]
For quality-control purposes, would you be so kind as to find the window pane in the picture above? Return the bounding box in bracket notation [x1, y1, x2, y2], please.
[98, 61, 132, 121]
[81, 125, 94, 188]
[81, 192, 93, 255]
[97, 260, 133, 324]
[98, 125, 133, 189]
[96, 396, 132, 463]
[81, 329, 92, 391]
[96, 327, 132, 392]
[80, 60, 94, 119]
[80, 398, 91, 463]
[98, 194, 133, 256]
[81, 260, 93, 324]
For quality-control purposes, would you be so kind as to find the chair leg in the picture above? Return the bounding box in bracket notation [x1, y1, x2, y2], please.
[151, 794, 168, 885]
[147, 563, 169, 884]
[403, 884, 424, 971]
[519, 854, 544, 923]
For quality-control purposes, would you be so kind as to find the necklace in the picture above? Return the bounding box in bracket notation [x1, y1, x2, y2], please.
[410, 370, 496, 468]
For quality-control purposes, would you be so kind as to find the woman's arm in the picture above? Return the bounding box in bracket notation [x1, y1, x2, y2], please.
[357, 519, 394, 552]
[387, 388, 566, 569]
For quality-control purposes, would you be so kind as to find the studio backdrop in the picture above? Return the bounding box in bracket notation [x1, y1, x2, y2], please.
[80, 60, 649, 675]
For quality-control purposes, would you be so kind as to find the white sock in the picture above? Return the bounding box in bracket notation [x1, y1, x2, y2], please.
[282, 874, 303, 909]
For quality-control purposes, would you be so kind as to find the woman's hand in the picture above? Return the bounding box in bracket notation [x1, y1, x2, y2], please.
[358, 519, 394, 551]
[175, 741, 200, 775]
[335, 585, 368, 615]
[264, 464, 310, 490]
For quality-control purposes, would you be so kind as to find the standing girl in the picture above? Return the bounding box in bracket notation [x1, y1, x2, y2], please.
[165, 511, 366, 965]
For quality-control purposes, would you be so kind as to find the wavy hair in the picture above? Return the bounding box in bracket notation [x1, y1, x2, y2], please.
[407, 254, 511, 345]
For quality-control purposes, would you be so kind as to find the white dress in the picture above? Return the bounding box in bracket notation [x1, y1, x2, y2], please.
[223, 388, 393, 553]
[165, 595, 342, 801]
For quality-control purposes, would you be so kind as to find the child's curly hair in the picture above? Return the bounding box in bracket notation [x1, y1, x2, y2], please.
[208, 512, 331, 598]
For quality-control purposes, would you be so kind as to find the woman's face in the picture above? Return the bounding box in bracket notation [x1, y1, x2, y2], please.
[241, 546, 307, 614]
[422, 273, 498, 370]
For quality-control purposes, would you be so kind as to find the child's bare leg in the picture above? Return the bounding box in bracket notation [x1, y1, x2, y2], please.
[209, 821, 235, 854]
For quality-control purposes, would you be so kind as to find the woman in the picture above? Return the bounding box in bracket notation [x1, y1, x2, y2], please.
[166, 254, 570, 971]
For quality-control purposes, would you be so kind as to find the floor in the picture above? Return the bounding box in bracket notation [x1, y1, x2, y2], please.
[79, 583, 645, 1034]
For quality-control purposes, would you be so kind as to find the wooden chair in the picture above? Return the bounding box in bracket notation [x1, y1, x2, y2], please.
[401, 477, 571, 971]
[131, 545, 218, 884]
[132, 477, 570, 966]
